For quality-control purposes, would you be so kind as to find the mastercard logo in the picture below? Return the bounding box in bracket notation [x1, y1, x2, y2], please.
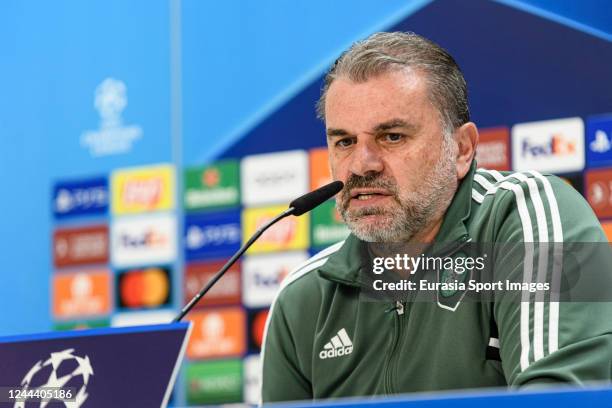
[118, 267, 171, 309]
[249, 309, 269, 351]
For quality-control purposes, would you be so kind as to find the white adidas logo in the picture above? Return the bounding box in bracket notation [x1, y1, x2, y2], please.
[319, 328, 353, 359]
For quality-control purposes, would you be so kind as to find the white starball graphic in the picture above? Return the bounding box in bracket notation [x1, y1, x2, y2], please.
[14, 348, 94, 408]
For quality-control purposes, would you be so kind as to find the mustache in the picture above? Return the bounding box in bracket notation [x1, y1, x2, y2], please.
[340, 173, 398, 210]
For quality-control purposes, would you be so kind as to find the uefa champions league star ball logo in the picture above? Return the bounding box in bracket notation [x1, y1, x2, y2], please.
[94, 78, 127, 129]
[14, 348, 94, 408]
[80, 77, 143, 157]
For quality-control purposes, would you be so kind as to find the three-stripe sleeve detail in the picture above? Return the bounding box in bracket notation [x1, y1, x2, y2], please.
[473, 169, 563, 371]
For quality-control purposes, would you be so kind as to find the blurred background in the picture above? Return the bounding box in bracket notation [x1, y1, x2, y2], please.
[1, 0, 612, 405]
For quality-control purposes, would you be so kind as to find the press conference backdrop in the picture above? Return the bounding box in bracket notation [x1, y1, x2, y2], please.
[2, 0, 612, 405]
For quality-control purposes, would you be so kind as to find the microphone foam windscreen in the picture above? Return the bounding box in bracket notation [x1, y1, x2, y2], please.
[289, 180, 344, 216]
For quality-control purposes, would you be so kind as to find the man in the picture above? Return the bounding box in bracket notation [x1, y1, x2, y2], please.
[260, 32, 612, 403]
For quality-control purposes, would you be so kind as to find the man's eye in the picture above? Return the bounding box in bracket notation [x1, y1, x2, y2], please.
[384, 133, 404, 142]
[335, 138, 354, 148]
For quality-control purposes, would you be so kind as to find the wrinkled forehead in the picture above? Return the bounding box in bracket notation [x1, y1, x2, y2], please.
[324, 69, 434, 131]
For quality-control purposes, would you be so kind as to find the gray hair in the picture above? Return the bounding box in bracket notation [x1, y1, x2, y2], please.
[316, 32, 470, 134]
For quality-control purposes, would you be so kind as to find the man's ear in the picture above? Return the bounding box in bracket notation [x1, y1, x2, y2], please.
[454, 122, 479, 179]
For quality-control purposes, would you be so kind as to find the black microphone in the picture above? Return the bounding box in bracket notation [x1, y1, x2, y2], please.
[173, 180, 344, 322]
[288, 180, 343, 216]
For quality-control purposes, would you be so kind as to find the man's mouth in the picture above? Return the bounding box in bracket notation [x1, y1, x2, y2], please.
[347, 189, 394, 206]
[356, 194, 377, 201]
[350, 189, 392, 199]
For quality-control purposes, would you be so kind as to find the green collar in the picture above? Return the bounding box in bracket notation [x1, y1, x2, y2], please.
[318, 161, 476, 286]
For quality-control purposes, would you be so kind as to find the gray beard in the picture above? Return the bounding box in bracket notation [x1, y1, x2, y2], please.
[341, 198, 434, 242]
[336, 142, 457, 243]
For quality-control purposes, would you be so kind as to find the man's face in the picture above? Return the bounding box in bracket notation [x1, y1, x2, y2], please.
[325, 68, 458, 242]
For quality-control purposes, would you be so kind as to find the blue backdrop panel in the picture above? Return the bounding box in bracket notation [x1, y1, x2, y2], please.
[181, 0, 431, 165]
[215, 0, 612, 159]
[0, 0, 172, 336]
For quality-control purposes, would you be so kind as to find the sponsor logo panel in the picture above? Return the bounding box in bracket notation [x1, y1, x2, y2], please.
[186, 360, 243, 405]
[111, 309, 176, 327]
[184, 160, 240, 210]
[243, 355, 261, 405]
[184, 261, 241, 307]
[512, 117, 585, 173]
[586, 168, 612, 219]
[111, 164, 175, 214]
[117, 266, 172, 310]
[586, 114, 612, 168]
[602, 221, 612, 241]
[185, 210, 241, 261]
[54, 319, 109, 331]
[242, 206, 309, 254]
[311, 200, 350, 248]
[53, 225, 108, 268]
[187, 307, 246, 359]
[52, 177, 108, 219]
[241, 150, 308, 206]
[53, 270, 111, 319]
[475, 127, 510, 171]
[111, 214, 177, 267]
[247, 308, 269, 353]
[242, 251, 308, 308]
[310, 147, 332, 190]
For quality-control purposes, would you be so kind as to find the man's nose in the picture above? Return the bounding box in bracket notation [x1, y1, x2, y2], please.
[348, 140, 384, 176]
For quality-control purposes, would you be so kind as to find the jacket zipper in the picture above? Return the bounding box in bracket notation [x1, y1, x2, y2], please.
[432, 234, 471, 258]
[383, 301, 405, 394]
[381, 235, 469, 394]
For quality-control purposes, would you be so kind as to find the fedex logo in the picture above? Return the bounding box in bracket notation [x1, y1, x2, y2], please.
[253, 270, 286, 287]
[521, 134, 576, 158]
[242, 252, 308, 307]
[512, 117, 584, 173]
[119, 227, 168, 249]
[111, 214, 177, 267]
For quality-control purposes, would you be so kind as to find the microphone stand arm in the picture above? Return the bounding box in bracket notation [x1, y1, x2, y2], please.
[173, 207, 295, 322]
